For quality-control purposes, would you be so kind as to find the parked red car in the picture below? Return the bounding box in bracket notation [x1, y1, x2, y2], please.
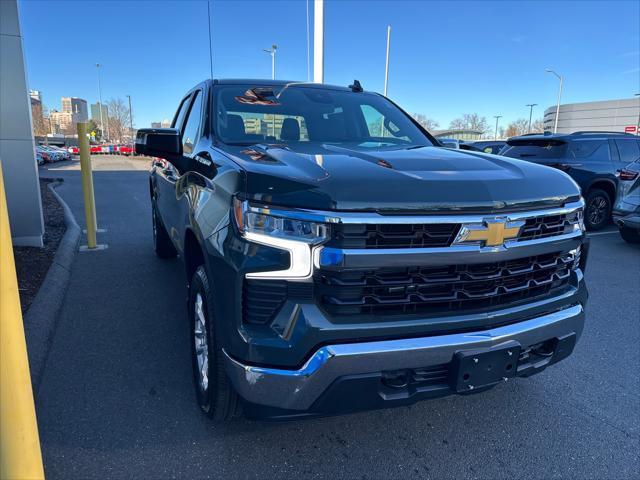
[119, 145, 134, 156]
[68, 146, 79, 155]
[90, 145, 102, 154]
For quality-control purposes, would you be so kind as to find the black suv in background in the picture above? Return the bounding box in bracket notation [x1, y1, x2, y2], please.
[463, 140, 506, 155]
[501, 132, 640, 230]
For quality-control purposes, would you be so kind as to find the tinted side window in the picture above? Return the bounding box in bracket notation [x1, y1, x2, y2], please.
[172, 95, 192, 130]
[567, 140, 605, 159]
[589, 142, 611, 162]
[615, 139, 640, 163]
[181, 91, 203, 155]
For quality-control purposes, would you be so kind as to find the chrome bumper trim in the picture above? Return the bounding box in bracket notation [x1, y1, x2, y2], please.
[224, 304, 585, 411]
[246, 199, 584, 225]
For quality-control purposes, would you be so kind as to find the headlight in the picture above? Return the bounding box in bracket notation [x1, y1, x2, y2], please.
[565, 208, 584, 233]
[234, 199, 327, 279]
[235, 199, 327, 244]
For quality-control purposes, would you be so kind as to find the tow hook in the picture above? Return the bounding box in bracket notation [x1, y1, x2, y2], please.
[381, 370, 409, 389]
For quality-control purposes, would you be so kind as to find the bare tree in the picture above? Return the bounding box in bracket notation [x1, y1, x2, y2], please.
[412, 113, 440, 131]
[505, 118, 530, 138]
[31, 101, 49, 137]
[106, 98, 131, 143]
[531, 118, 545, 133]
[449, 113, 489, 134]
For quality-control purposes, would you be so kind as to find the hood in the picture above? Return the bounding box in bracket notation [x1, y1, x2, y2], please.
[217, 143, 581, 213]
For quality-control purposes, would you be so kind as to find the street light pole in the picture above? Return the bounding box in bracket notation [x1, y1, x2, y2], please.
[526, 103, 538, 133]
[635, 93, 639, 136]
[384, 25, 391, 97]
[546, 68, 563, 133]
[126, 95, 134, 147]
[314, 0, 324, 83]
[262, 45, 277, 80]
[494, 115, 502, 140]
[95, 63, 105, 142]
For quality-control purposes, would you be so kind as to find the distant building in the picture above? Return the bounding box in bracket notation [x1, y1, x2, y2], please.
[432, 129, 484, 141]
[90, 102, 108, 123]
[161, 119, 171, 128]
[29, 89, 42, 102]
[62, 96, 88, 124]
[151, 122, 162, 128]
[49, 110, 73, 134]
[544, 98, 640, 134]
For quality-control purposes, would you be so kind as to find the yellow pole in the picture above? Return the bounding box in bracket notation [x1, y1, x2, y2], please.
[77, 122, 97, 248]
[0, 161, 45, 479]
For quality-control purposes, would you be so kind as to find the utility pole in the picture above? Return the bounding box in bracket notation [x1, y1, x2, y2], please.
[546, 68, 563, 133]
[383, 25, 391, 97]
[262, 45, 277, 80]
[306, 0, 310, 82]
[494, 115, 502, 140]
[95, 63, 108, 142]
[526, 103, 538, 133]
[126, 95, 134, 146]
[635, 93, 639, 136]
[314, 0, 324, 83]
[207, 0, 213, 80]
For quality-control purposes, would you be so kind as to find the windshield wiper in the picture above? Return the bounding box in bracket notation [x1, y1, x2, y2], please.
[404, 144, 429, 150]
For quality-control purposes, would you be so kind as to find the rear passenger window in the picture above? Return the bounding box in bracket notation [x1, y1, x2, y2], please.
[172, 95, 192, 130]
[567, 140, 604, 159]
[615, 139, 640, 164]
[181, 91, 203, 155]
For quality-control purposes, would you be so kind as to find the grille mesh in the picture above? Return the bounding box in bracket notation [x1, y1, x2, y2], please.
[315, 251, 573, 317]
[327, 213, 572, 249]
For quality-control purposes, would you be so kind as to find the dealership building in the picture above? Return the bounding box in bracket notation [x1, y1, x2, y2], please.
[543, 97, 640, 135]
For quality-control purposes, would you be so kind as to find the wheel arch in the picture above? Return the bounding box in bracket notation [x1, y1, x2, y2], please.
[586, 179, 616, 203]
[184, 228, 206, 284]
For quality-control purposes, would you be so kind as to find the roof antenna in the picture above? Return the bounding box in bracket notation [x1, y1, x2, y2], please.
[349, 79, 363, 92]
[207, 0, 214, 80]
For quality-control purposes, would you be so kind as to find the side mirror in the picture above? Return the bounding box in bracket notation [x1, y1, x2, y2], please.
[135, 128, 181, 158]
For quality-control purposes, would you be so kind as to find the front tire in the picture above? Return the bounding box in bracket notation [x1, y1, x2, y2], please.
[189, 265, 238, 421]
[619, 226, 640, 244]
[585, 189, 611, 231]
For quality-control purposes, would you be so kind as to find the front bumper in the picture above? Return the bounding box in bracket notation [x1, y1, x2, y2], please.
[224, 303, 585, 418]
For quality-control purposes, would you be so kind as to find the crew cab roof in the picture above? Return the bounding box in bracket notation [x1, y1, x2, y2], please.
[211, 78, 355, 92]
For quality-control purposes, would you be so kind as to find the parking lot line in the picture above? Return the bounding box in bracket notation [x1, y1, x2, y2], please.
[588, 230, 619, 237]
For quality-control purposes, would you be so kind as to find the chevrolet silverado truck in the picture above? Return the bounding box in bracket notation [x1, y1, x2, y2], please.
[136, 79, 588, 421]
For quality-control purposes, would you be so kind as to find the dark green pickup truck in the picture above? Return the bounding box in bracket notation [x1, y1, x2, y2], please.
[137, 79, 588, 420]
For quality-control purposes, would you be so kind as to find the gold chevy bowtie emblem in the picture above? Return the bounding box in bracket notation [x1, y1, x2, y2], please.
[456, 219, 524, 247]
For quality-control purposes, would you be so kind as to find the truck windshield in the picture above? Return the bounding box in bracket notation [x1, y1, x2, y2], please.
[213, 84, 433, 149]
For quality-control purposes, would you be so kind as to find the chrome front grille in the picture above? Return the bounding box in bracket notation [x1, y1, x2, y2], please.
[315, 251, 575, 318]
[327, 223, 460, 249]
[326, 212, 577, 249]
[520, 214, 573, 241]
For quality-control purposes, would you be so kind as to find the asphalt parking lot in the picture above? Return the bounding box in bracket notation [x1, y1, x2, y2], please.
[37, 156, 639, 479]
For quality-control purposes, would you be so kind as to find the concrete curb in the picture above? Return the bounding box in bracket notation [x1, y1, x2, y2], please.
[24, 180, 81, 395]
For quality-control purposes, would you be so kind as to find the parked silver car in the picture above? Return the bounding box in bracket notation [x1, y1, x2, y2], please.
[613, 157, 640, 244]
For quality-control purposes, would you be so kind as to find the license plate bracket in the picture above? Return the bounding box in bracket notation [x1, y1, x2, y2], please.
[449, 341, 521, 393]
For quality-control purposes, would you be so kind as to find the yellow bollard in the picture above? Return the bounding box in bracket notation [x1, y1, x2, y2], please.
[0, 161, 45, 479]
[77, 122, 97, 249]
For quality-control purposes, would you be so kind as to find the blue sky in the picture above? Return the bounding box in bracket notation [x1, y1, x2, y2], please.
[19, 0, 640, 130]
